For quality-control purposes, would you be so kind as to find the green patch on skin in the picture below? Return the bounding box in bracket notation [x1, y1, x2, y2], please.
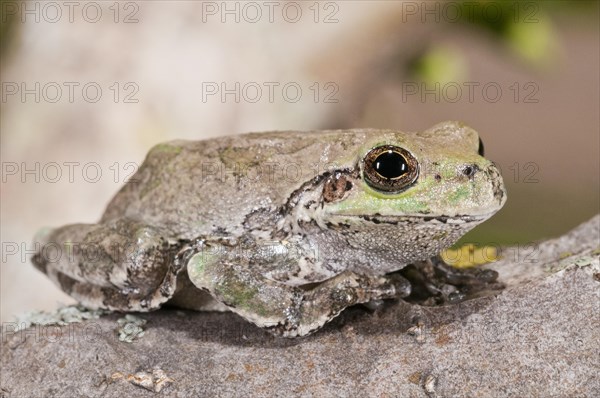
[187, 252, 212, 282]
[330, 175, 444, 214]
[326, 152, 497, 218]
[327, 173, 469, 216]
[327, 188, 430, 215]
[448, 185, 470, 204]
[219, 146, 263, 169]
[218, 135, 319, 165]
[188, 252, 271, 317]
[215, 280, 263, 314]
[213, 276, 278, 320]
[140, 177, 162, 199]
[151, 143, 183, 154]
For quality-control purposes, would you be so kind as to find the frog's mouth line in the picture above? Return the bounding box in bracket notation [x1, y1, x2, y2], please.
[336, 213, 493, 225]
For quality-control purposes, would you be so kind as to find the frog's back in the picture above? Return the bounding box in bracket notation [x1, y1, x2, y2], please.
[100, 130, 373, 240]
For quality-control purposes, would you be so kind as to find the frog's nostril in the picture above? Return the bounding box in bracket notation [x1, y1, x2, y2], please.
[462, 165, 478, 178]
[485, 164, 502, 179]
[485, 165, 506, 205]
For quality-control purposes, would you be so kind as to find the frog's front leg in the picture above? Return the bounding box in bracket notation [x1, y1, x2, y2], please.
[187, 241, 411, 337]
[32, 218, 185, 311]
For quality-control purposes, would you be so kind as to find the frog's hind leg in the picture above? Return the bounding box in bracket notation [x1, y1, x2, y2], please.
[32, 218, 185, 312]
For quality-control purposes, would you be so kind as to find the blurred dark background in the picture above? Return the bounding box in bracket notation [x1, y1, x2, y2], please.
[1, 0, 598, 320]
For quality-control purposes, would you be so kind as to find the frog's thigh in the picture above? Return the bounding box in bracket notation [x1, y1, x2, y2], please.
[32, 218, 181, 311]
[187, 249, 411, 337]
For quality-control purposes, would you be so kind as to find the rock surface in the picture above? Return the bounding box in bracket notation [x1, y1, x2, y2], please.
[2, 216, 599, 397]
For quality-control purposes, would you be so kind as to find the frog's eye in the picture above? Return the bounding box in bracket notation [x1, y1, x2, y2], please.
[478, 137, 485, 157]
[363, 145, 419, 194]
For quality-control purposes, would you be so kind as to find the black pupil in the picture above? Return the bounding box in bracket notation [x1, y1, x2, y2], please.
[374, 150, 408, 179]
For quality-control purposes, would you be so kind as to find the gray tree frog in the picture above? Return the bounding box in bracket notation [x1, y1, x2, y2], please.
[32, 121, 506, 337]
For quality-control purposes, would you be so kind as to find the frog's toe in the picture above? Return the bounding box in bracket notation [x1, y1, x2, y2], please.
[386, 273, 412, 298]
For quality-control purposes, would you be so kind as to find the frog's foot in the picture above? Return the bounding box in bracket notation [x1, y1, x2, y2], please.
[275, 271, 412, 337]
[399, 256, 504, 305]
[187, 247, 411, 337]
[32, 218, 186, 312]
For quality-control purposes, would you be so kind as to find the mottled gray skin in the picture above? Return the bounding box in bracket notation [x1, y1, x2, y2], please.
[32, 121, 506, 337]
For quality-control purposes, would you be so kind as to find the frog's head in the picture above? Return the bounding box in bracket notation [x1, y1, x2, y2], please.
[299, 121, 507, 269]
[323, 121, 506, 219]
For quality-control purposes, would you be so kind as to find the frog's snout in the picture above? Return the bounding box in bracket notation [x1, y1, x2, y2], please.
[484, 163, 507, 207]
